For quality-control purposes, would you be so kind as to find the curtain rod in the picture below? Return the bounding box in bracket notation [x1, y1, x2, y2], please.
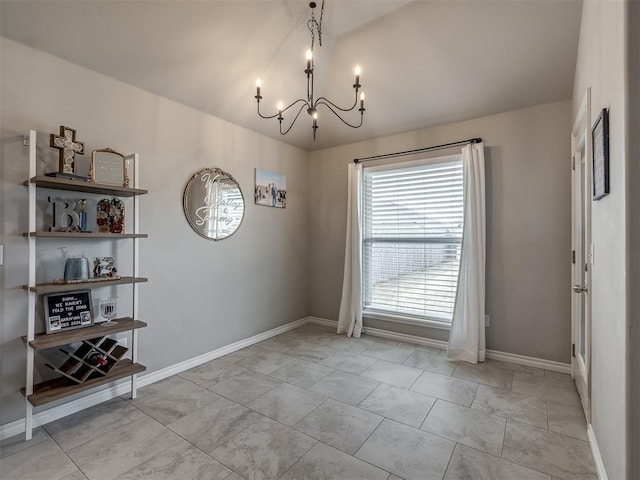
[353, 137, 482, 164]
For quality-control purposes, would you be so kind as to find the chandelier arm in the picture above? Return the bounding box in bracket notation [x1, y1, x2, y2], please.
[257, 103, 282, 120]
[316, 101, 364, 129]
[257, 98, 308, 120]
[280, 103, 309, 135]
[281, 98, 310, 114]
[315, 94, 359, 113]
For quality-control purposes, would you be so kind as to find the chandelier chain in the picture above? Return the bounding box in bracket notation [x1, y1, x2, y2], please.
[308, 0, 324, 51]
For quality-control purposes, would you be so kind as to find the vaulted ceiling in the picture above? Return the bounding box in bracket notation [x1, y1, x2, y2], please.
[0, 0, 583, 150]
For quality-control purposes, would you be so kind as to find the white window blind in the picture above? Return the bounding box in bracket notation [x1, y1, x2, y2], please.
[362, 155, 463, 323]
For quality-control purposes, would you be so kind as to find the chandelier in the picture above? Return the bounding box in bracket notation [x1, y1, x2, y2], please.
[254, 0, 365, 141]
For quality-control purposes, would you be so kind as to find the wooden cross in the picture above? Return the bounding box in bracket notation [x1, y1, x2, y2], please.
[50, 126, 85, 174]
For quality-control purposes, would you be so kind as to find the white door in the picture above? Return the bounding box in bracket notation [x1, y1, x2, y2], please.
[571, 89, 591, 420]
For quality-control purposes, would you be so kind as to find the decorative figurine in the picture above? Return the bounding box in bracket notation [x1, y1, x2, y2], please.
[77, 199, 88, 232]
[49, 125, 85, 175]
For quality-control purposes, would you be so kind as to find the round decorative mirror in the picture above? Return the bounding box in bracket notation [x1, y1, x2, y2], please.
[183, 168, 245, 241]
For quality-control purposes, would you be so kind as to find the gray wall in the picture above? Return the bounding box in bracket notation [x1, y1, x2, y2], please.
[627, 1, 639, 477]
[572, 2, 629, 478]
[0, 38, 309, 425]
[309, 101, 572, 362]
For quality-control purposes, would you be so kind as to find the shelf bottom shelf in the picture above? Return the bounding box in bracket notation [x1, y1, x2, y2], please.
[22, 360, 146, 407]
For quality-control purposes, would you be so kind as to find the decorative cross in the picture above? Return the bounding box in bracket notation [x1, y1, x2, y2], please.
[50, 126, 85, 174]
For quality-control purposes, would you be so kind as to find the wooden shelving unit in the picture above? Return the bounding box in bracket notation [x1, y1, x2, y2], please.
[22, 130, 148, 440]
[22, 360, 147, 407]
[24, 232, 148, 239]
[23, 318, 147, 350]
[25, 276, 148, 294]
[24, 176, 147, 196]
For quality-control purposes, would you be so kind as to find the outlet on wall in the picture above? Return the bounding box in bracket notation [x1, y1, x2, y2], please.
[485, 314, 490, 327]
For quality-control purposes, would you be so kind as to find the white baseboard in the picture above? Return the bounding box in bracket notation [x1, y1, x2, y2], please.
[485, 348, 571, 374]
[307, 316, 572, 374]
[0, 317, 308, 441]
[587, 424, 609, 480]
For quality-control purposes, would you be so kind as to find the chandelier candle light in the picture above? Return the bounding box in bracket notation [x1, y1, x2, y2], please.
[254, 0, 366, 140]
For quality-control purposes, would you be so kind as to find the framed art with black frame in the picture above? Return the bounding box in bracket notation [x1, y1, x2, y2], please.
[592, 108, 610, 200]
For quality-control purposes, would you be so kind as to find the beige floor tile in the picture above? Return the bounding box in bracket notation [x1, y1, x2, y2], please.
[280, 442, 389, 480]
[68, 415, 181, 480]
[360, 359, 423, 388]
[410, 370, 478, 406]
[114, 440, 231, 480]
[403, 351, 458, 376]
[502, 420, 597, 480]
[208, 370, 281, 405]
[168, 396, 262, 453]
[358, 383, 436, 427]
[310, 370, 379, 405]
[471, 384, 548, 428]
[356, 418, 455, 480]
[247, 383, 325, 426]
[453, 362, 514, 390]
[127, 375, 220, 425]
[211, 417, 316, 480]
[45, 398, 146, 451]
[421, 400, 506, 456]
[0, 436, 78, 480]
[511, 372, 581, 406]
[294, 399, 383, 454]
[546, 400, 588, 441]
[444, 444, 551, 480]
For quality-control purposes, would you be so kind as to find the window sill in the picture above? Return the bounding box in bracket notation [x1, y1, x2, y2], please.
[363, 310, 452, 331]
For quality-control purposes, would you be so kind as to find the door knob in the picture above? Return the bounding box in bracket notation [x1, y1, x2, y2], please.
[573, 285, 588, 294]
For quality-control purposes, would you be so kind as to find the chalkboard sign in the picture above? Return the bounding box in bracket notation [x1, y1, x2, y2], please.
[44, 290, 94, 334]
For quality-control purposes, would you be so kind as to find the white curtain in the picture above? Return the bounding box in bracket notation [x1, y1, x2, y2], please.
[447, 142, 486, 363]
[337, 162, 363, 338]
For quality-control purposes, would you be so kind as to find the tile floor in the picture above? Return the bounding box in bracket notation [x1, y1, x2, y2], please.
[0, 323, 597, 480]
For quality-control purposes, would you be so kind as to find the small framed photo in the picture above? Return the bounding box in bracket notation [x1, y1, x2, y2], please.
[592, 108, 609, 201]
[44, 290, 93, 334]
[254, 168, 287, 208]
[93, 257, 118, 278]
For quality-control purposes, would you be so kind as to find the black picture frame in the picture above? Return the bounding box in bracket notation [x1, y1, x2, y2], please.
[44, 290, 94, 334]
[592, 108, 610, 200]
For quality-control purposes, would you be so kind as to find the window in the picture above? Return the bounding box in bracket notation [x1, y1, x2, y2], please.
[362, 155, 463, 325]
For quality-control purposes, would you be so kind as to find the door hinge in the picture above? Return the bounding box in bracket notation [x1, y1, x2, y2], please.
[585, 263, 588, 272]
[572, 343, 576, 357]
[572, 156, 576, 171]
[572, 250, 576, 264]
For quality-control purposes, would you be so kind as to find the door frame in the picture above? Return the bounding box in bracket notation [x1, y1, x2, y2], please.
[571, 87, 592, 421]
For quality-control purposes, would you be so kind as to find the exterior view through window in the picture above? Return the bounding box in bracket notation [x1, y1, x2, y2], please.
[362, 155, 463, 324]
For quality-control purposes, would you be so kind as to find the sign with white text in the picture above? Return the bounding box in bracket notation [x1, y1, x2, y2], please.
[44, 290, 93, 334]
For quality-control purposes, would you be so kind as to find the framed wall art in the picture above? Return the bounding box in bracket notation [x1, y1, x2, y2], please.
[592, 108, 609, 201]
[254, 168, 287, 208]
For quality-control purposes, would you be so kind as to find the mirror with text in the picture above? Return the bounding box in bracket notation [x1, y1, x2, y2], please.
[183, 168, 245, 241]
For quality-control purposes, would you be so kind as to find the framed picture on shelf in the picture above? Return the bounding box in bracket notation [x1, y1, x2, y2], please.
[592, 108, 609, 201]
[90, 148, 129, 187]
[93, 257, 117, 278]
[44, 290, 93, 334]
